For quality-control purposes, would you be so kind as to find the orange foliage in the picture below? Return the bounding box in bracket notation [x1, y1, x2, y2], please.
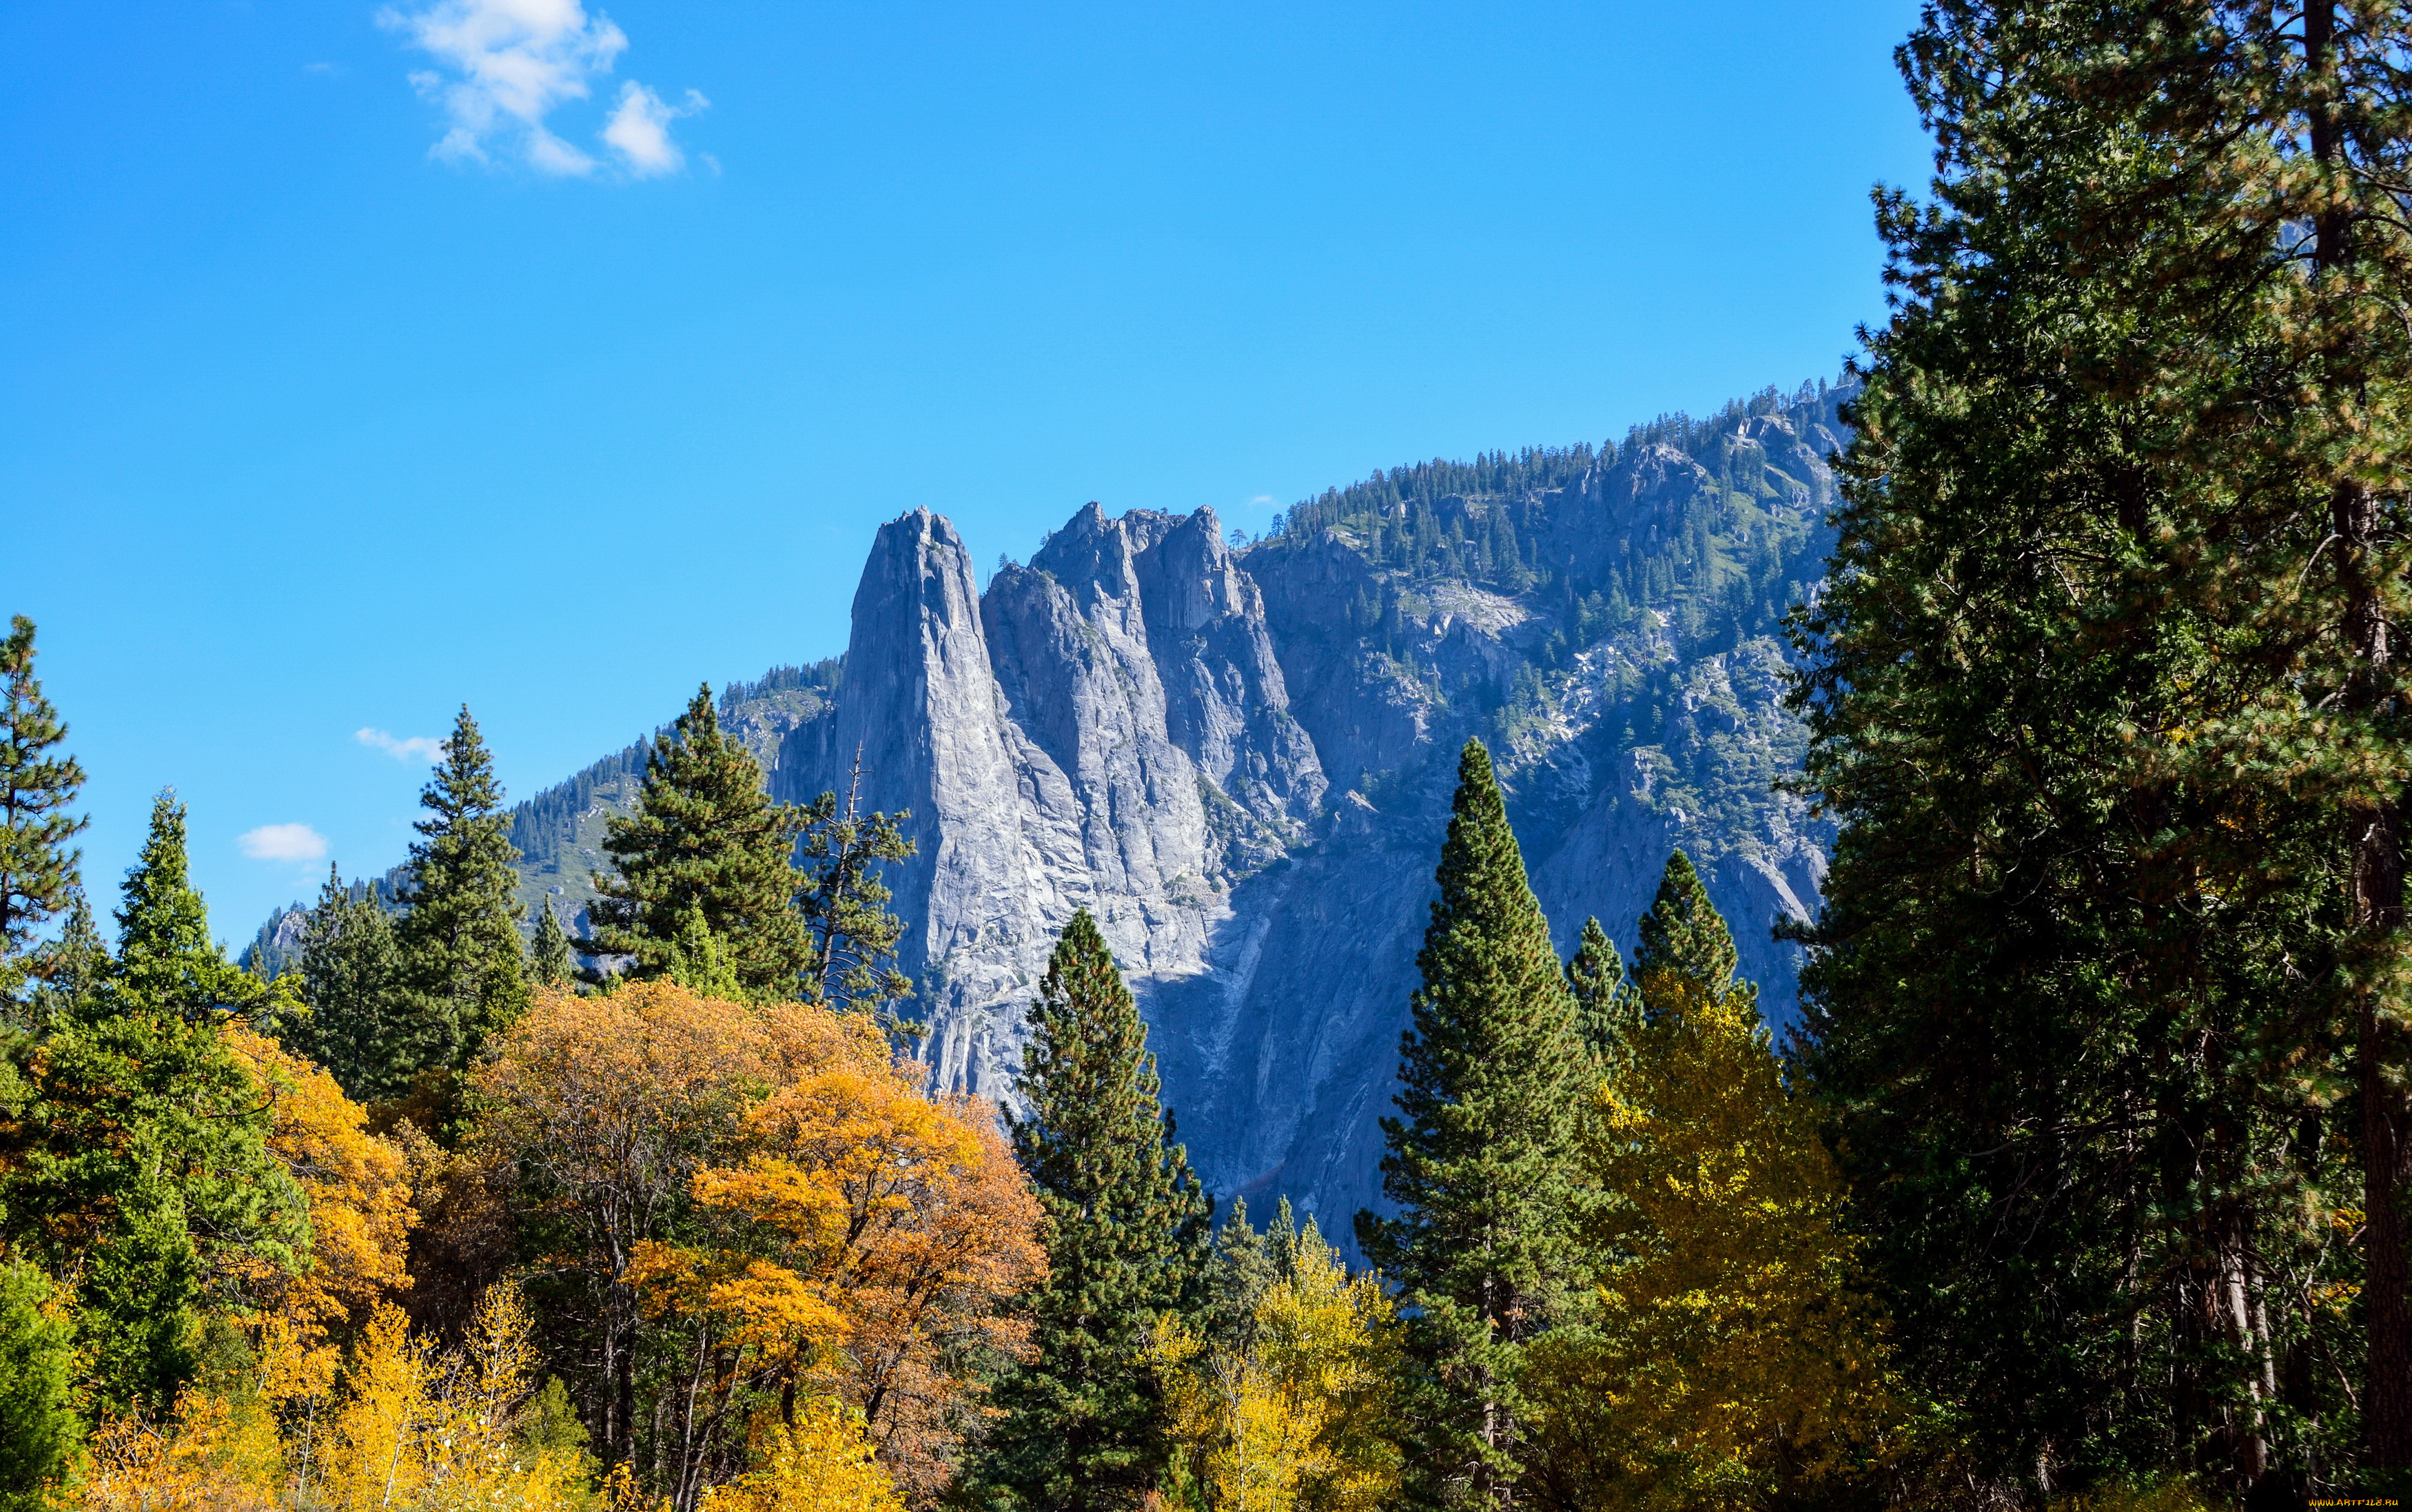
[472, 983, 784, 1480]
[613, 996, 1043, 1506]
[223, 1028, 416, 1328]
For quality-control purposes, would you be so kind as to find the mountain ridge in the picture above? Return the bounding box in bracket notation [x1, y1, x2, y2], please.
[250, 377, 1850, 1240]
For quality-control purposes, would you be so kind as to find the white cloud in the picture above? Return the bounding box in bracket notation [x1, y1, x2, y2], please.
[381, 0, 704, 177]
[602, 82, 708, 176]
[240, 824, 329, 863]
[356, 728, 445, 763]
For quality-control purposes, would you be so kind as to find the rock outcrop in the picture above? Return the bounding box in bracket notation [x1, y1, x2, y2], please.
[752, 392, 1848, 1240]
[276, 384, 1851, 1248]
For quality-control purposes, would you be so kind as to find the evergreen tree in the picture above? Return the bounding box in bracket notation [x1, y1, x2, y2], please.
[529, 895, 573, 988]
[582, 686, 813, 999]
[1788, 1, 2412, 1493]
[113, 793, 269, 1019]
[19, 891, 104, 1032]
[0, 619, 85, 1001]
[1564, 915, 1637, 1065]
[981, 909, 1211, 1512]
[798, 750, 917, 1021]
[1354, 738, 1586, 1507]
[1200, 1197, 1282, 1353]
[662, 902, 744, 1000]
[1632, 850, 1747, 1011]
[0, 1259, 78, 1512]
[293, 864, 402, 1101]
[0, 794, 304, 1414]
[393, 706, 528, 1075]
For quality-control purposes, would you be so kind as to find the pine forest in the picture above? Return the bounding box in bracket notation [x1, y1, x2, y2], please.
[17, 3, 2412, 1509]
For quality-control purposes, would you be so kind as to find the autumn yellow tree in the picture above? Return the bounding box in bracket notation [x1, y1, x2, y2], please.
[471, 982, 778, 1481]
[629, 1008, 1044, 1506]
[475, 983, 1041, 1510]
[221, 1027, 416, 1343]
[1526, 966, 1899, 1509]
[1154, 1219, 1401, 1512]
[77, 1282, 591, 1512]
[692, 1398, 905, 1512]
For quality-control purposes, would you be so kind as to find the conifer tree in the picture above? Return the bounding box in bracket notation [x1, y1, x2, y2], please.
[981, 908, 1211, 1512]
[583, 686, 813, 998]
[1355, 738, 1586, 1507]
[19, 892, 104, 1032]
[0, 794, 304, 1415]
[1564, 915, 1637, 1065]
[662, 902, 744, 1000]
[0, 618, 85, 999]
[1631, 849, 1740, 1003]
[112, 793, 268, 1019]
[393, 706, 528, 1075]
[529, 895, 572, 988]
[1200, 1197, 1283, 1353]
[799, 750, 917, 1021]
[1788, 0, 2412, 1493]
[0, 1258, 79, 1512]
[293, 864, 402, 1101]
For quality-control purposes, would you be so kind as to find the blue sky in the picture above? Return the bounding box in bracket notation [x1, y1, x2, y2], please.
[2, 0, 1930, 944]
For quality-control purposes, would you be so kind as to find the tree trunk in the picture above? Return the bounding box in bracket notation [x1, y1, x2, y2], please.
[2340, 473, 2412, 1466]
[2305, 0, 2412, 1464]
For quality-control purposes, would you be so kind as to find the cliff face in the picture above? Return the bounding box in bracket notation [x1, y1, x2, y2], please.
[263, 384, 1848, 1245]
[777, 502, 1332, 1110]
[755, 391, 1846, 1238]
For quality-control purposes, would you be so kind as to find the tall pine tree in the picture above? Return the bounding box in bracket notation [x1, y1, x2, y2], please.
[1788, 1, 2412, 1493]
[1632, 850, 1747, 1012]
[529, 895, 573, 988]
[292, 864, 403, 1101]
[582, 686, 813, 999]
[0, 794, 303, 1414]
[0, 618, 85, 1001]
[981, 908, 1210, 1512]
[1355, 738, 1586, 1507]
[393, 706, 527, 1077]
[1564, 915, 1637, 1067]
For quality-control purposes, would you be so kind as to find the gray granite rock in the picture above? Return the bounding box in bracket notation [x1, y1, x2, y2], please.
[298, 397, 1848, 1253]
[773, 431, 1834, 1245]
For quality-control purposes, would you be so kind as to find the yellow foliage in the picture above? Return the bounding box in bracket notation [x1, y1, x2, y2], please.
[1526, 969, 1900, 1508]
[221, 1026, 416, 1384]
[80, 1392, 284, 1512]
[72, 1283, 592, 1512]
[694, 1400, 906, 1512]
[1154, 1223, 1401, 1512]
[614, 993, 1043, 1504]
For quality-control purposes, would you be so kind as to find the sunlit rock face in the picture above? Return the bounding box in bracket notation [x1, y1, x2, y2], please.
[294, 390, 1854, 1249]
[762, 394, 1845, 1243]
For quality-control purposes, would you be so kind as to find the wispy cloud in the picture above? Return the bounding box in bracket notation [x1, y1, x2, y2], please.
[380, 0, 705, 176]
[603, 82, 708, 176]
[240, 824, 329, 863]
[356, 728, 444, 763]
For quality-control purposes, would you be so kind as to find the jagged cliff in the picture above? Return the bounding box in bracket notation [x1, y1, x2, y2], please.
[252, 381, 1849, 1241]
[749, 384, 1847, 1236]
